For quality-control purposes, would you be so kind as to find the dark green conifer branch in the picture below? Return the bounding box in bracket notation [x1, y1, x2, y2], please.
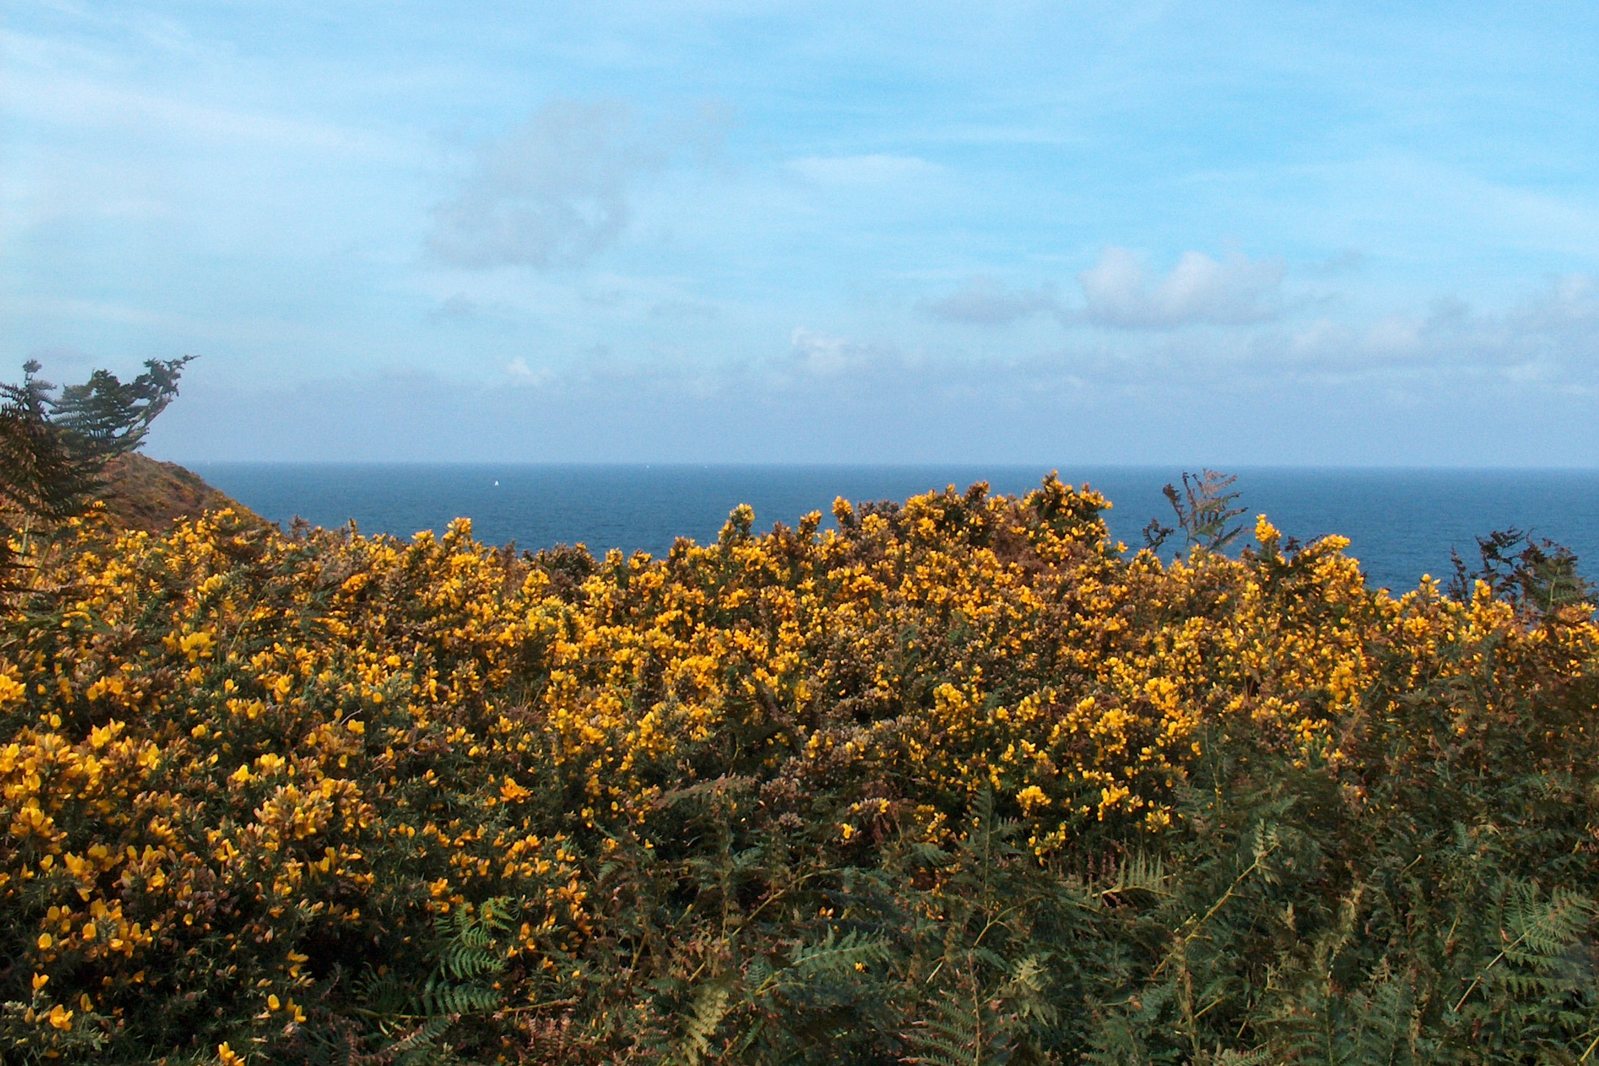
[0, 356, 191, 590]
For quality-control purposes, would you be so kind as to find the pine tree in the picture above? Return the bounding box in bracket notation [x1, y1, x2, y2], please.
[0, 356, 192, 588]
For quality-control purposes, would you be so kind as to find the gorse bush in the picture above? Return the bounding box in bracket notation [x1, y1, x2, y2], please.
[2, 476, 1598, 1062]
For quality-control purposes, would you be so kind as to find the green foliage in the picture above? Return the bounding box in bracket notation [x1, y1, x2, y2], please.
[427, 900, 513, 1015]
[313, 899, 515, 1065]
[894, 790, 1065, 1066]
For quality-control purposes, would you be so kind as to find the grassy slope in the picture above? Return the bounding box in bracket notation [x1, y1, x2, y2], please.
[94, 453, 264, 534]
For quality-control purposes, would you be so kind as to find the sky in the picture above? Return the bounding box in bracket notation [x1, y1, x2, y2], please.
[3, 1, 1598, 466]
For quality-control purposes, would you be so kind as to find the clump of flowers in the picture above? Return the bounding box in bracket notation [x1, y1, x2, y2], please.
[3, 478, 1597, 1062]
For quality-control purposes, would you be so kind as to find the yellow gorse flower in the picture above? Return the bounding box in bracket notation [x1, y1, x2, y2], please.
[2, 481, 1595, 1056]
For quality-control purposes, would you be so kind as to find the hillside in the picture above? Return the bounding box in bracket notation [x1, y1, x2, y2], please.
[94, 452, 263, 533]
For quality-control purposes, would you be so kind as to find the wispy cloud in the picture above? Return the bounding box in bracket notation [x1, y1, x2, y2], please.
[427, 99, 726, 270]
[9, 3, 1599, 465]
[0, 29, 395, 159]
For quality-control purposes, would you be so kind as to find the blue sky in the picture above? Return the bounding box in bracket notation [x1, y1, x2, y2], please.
[3, 1, 1597, 465]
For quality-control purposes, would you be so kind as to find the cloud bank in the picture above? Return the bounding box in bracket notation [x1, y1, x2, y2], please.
[1076, 247, 1286, 328]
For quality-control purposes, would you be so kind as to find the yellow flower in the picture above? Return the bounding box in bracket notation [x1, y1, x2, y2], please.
[47, 1003, 73, 1031]
[177, 630, 215, 662]
[0, 671, 27, 705]
[1254, 514, 1280, 550]
[1015, 785, 1049, 813]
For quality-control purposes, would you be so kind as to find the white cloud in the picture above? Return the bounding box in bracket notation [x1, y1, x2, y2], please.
[428, 99, 724, 270]
[505, 356, 553, 387]
[1261, 274, 1599, 387]
[1076, 246, 1286, 328]
[788, 327, 863, 377]
[921, 276, 1058, 325]
[144, 273, 1599, 466]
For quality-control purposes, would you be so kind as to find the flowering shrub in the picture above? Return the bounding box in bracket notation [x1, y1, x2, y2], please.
[3, 476, 1597, 1062]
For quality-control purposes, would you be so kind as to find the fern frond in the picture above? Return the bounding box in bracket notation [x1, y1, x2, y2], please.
[902, 986, 990, 1066]
[383, 1016, 452, 1065]
[1453, 882, 1593, 1014]
[1095, 850, 1172, 905]
[419, 973, 500, 1018]
[785, 928, 891, 978]
[674, 975, 733, 1066]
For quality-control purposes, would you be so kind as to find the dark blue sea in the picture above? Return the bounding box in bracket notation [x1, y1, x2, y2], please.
[187, 464, 1599, 595]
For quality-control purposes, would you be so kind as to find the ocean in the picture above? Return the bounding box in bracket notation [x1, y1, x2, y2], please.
[187, 463, 1599, 595]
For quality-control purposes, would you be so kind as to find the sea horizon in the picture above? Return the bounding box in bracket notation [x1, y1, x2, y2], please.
[169, 458, 1599, 471]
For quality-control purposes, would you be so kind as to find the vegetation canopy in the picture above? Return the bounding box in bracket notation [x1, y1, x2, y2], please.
[2, 364, 1598, 1062]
